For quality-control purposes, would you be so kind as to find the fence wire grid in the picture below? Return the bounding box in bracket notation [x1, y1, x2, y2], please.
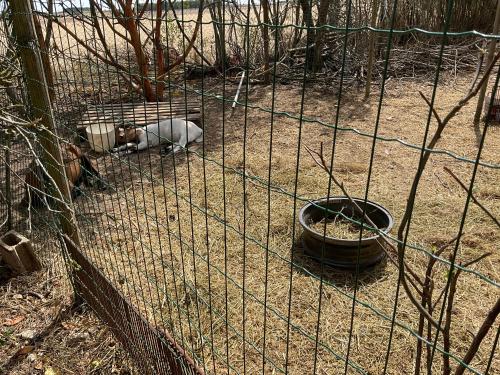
[0, 0, 499, 374]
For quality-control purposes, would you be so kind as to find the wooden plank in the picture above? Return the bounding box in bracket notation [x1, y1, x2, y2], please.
[76, 100, 201, 129]
[77, 114, 200, 128]
[79, 111, 200, 121]
[94, 101, 199, 109]
[80, 111, 199, 121]
[83, 108, 200, 116]
[86, 105, 200, 112]
[83, 109, 200, 116]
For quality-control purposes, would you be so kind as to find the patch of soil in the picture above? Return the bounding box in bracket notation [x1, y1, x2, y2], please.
[0, 267, 136, 374]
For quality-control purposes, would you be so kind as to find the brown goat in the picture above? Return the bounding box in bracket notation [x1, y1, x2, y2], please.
[24, 143, 105, 208]
[115, 126, 140, 146]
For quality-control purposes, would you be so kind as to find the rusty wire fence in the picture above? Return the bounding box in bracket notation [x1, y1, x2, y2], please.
[1, 0, 499, 374]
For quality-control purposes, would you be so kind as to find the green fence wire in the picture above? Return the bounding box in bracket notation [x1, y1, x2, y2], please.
[1, 0, 499, 374]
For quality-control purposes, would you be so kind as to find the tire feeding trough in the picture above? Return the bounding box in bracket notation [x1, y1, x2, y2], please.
[299, 197, 393, 269]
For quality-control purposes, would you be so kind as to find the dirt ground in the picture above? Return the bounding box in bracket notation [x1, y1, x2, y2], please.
[0, 235, 137, 374]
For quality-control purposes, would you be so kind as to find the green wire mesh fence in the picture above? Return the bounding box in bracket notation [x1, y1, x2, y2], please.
[1, 0, 499, 374]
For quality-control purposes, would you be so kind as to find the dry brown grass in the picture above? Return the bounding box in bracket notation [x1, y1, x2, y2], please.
[309, 217, 372, 240]
[69, 71, 500, 375]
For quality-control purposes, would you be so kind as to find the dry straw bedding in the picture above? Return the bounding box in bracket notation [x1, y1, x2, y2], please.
[75, 74, 499, 374]
[309, 217, 373, 240]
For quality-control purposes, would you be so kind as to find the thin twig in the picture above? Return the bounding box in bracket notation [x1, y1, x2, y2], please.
[444, 167, 499, 228]
[26, 183, 32, 235]
[15, 126, 73, 212]
[461, 252, 492, 269]
[0, 215, 8, 231]
[418, 91, 443, 126]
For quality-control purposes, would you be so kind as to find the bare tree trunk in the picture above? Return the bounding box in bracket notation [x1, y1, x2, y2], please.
[262, 0, 271, 82]
[313, 0, 331, 72]
[32, 13, 55, 101]
[43, 0, 54, 42]
[208, 4, 221, 67]
[122, 2, 155, 101]
[9, 0, 80, 246]
[474, 0, 500, 122]
[300, 0, 316, 70]
[209, 0, 226, 69]
[364, 0, 379, 99]
[292, 0, 303, 49]
[276, 0, 290, 57]
[154, 0, 166, 100]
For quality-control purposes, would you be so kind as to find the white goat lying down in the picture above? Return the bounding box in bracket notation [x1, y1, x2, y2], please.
[112, 119, 203, 154]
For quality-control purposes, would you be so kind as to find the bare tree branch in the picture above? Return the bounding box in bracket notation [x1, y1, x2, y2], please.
[48, 16, 133, 75]
[158, 0, 205, 79]
[454, 297, 499, 375]
[92, 0, 132, 43]
[402, 50, 500, 242]
[165, 0, 212, 67]
[419, 91, 443, 126]
[444, 166, 500, 228]
[304, 143, 445, 332]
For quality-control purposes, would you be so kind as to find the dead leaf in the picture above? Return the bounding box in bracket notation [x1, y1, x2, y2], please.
[61, 322, 77, 330]
[15, 345, 34, 356]
[4, 316, 25, 326]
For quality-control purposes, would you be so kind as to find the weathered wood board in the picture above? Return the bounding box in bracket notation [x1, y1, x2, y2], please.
[77, 99, 201, 130]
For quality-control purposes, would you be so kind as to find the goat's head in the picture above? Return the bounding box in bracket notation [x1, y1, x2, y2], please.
[115, 126, 140, 145]
[60, 143, 82, 162]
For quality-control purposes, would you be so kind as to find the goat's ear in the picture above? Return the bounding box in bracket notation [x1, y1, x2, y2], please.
[67, 143, 83, 158]
[135, 128, 145, 136]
